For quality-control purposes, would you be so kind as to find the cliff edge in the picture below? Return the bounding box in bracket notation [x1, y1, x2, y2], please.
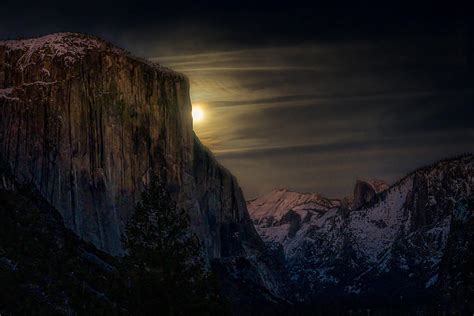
[0, 33, 284, 298]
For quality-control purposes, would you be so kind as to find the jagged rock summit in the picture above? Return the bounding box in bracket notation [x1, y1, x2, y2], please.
[0, 33, 284, 299]
[353, 178, 389, 209]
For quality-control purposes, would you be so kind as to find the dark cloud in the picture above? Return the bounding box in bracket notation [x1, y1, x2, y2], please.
[156, 39, 473, 198]
[1, 1, 473, 198]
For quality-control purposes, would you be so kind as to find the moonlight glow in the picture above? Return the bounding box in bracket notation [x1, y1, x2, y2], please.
[192, 107, 204, 122]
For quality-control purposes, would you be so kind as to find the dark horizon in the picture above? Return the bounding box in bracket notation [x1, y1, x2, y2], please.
[2, 1, 472, 198]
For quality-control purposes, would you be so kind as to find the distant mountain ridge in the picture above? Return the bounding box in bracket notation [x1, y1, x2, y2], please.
[248, 154, 474, 311]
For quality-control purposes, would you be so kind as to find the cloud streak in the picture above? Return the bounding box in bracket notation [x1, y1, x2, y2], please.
[155, 39, 473, 198]
[0, 1, 471, 199]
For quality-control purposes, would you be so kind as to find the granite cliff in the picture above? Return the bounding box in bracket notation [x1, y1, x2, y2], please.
[0, 33, 283, 299]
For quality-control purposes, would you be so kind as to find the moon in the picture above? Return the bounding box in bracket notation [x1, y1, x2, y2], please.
[192, 106, 204, 122]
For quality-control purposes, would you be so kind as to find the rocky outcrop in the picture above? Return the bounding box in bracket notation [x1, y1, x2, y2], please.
[248, 155, 474, 310]
[353, 178, 388, 209]
[0, 33, 283, 297]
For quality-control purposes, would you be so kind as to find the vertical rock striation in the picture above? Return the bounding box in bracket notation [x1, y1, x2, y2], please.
[0, 33, 282, 297]
[0, 33, 192, 254]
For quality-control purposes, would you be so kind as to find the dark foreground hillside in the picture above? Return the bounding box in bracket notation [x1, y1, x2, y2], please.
[0, 163, 125, 314]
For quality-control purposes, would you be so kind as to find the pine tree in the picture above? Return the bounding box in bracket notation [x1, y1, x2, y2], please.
[121, 176, 226, 315]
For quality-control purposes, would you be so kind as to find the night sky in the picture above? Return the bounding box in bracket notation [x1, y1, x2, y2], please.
[1, 1, 473, 198]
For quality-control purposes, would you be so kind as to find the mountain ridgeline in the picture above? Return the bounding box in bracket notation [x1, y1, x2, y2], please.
[248, 155, 474, 312]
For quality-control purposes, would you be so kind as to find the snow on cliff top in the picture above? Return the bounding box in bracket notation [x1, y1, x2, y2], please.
[0, 33, 114, 69]
[248, 188, 339, 222]
[0, 32, 180, 76]
[1, 32, 107, 54]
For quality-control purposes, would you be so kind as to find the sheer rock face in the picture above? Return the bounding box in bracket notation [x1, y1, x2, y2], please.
[0, 33, 267, 282]
[248, 156, 474, 306]
[353, 178, 388, 209]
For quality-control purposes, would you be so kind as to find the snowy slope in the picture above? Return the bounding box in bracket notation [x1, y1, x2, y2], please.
[248, 189, 340, 245]
[248, 155, 474, 304]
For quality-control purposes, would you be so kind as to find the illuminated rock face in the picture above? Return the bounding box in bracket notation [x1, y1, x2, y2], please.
[1, 33, 192, 255]
[0, 34, 281, 297]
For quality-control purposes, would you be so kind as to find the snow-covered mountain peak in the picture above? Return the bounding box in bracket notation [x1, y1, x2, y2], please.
[248, 154, 474, 303]
[247, 188, 341, 246]
[248, 188, 339, 223]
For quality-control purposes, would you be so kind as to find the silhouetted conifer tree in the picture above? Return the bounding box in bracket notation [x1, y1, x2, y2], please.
[121, 176, 227, 315]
